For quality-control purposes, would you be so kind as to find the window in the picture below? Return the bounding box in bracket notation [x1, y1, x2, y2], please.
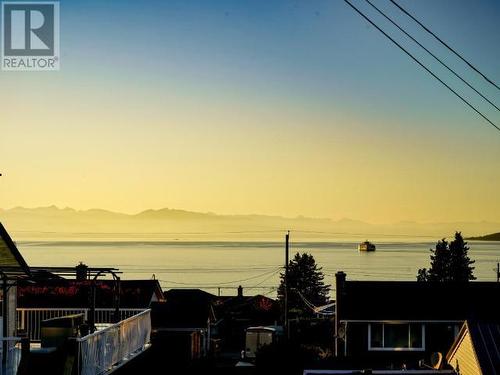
[368, 323, 425, 351]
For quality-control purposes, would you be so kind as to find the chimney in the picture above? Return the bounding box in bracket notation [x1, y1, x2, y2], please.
[76, 262, 88, 281]
[237, 285, 243, 298]
[335, 271, 347, 357]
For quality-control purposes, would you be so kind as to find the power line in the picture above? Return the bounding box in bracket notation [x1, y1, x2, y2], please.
[158, 267, 282, 287]
[296, 290, 335, 316]
[343, 0, 500, 133]
[256, 288, 277, 298]
[160, 285, 278, 290]
[389, 0, 500, 91]
[157, 268, 282, 294]
[364, 0, 500, 112]
[118, 266, 278, 273]
[253, 269, 282, 287]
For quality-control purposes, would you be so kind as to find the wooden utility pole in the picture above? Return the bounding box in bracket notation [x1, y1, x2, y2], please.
[284, 230, 290, 341]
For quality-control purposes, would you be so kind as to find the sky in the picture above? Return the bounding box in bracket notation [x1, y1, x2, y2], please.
[1, 0, 499, 224]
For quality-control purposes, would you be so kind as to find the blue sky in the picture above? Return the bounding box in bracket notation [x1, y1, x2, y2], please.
[60, 0, 500, 126]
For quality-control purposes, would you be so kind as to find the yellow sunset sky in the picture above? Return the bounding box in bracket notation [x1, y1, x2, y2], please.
[1, 0, 499, 224]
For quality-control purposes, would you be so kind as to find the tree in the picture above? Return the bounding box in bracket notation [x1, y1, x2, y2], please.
[416, 268, 429, 282]
[417, 232, 475, 282]
[428, 238, 451, 282]
[449, 232, 476, 282]
[277, 252, 330, 315]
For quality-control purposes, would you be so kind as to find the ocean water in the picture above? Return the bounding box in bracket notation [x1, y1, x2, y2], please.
[17, 240, 500, 297]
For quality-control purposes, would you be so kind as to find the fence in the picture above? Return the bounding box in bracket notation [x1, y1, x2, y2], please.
[16, 308, 145, 342]
[77, 309, 151, 375]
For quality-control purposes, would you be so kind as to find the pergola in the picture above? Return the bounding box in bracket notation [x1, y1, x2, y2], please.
[28, 265, 123, 329]
[0, 223, 124, 339]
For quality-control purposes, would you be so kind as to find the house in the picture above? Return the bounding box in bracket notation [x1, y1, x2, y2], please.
[0, 222, 155, 374]
[155, 288, 217, 329]
[18, 278, 164, 308]
[151, 289, 217, 363]
[16, 268, 164, 344]
[212, 286, 280, 352]
[151, 287, 280, 362]
[334, 271, 500, 369]
[446, 320, 500, 375]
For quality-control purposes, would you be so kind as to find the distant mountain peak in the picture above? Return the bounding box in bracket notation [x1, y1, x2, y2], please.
[1, 205, 499, 241]
[134, 208, 216, 219]
[336, 217, 369, 225]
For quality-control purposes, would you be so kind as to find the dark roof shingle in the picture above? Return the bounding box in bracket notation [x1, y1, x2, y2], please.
[339, 281, 500, 321]
[467, 320, 500, 375]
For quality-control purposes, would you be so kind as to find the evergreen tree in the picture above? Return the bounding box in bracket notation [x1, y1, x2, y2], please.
[277, 253, 330, 315]
[416, 268, 429, 282]
[428, 239, 451, 282]
[416, 232, 475, 282]
[449, 232, 476, 282]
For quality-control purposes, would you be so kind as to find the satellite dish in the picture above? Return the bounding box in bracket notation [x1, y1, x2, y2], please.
[430, 352, 443, 369]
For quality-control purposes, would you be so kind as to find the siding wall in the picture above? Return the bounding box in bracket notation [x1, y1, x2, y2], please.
[448, 330, 482, 375]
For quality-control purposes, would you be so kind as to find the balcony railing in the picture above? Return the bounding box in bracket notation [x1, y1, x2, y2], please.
[16, 308, 145, 342]
[77, 309, 151, 375]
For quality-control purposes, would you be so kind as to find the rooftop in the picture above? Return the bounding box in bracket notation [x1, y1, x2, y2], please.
[338, 279, 500, 321]
[447, 320, 500, 375]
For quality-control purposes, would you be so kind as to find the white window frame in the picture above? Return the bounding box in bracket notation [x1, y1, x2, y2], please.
[368, 322, 425, 351]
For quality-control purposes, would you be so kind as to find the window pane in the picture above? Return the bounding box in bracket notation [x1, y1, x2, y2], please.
[410, 324, 423, 348]
[370, 323, 383, 348]
[384, 324, 409, 348]
[246, 332, 258, 351]
[259, 332, 273, 347]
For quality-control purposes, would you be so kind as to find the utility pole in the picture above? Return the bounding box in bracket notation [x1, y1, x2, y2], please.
[497, 262, 499, 283]
[284, 230, 290, 341]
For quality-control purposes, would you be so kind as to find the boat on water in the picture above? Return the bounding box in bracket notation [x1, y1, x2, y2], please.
[358, 241, 376, 252]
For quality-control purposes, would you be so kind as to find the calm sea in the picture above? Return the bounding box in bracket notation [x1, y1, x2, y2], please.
[17, 240, 500, 298]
